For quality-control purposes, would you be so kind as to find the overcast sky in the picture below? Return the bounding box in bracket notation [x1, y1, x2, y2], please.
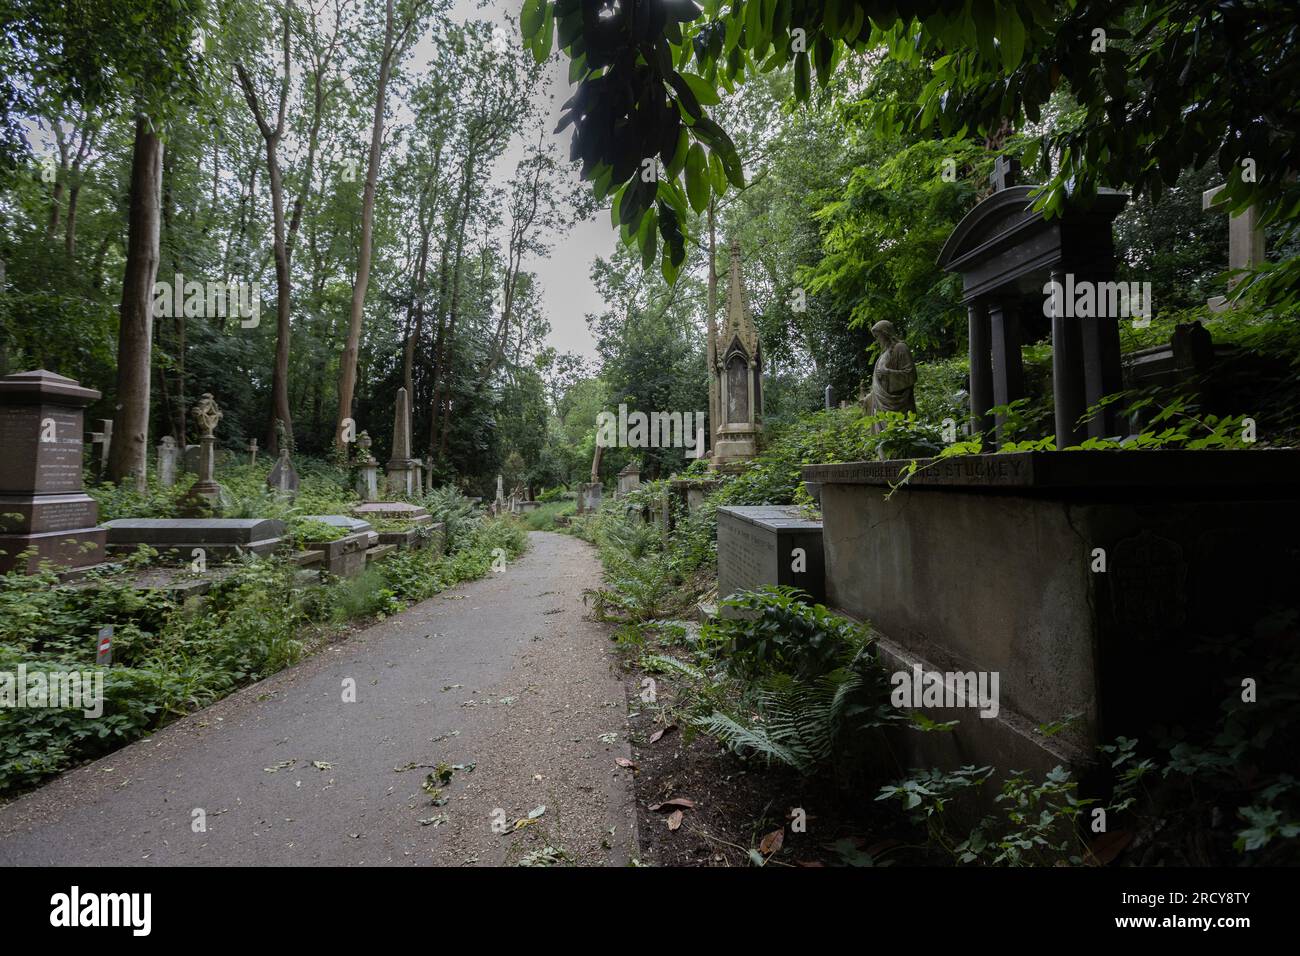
[450, 0, 612, 362]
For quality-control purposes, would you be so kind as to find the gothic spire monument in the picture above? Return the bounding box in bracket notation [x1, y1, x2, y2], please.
[710, 238, 762, 471]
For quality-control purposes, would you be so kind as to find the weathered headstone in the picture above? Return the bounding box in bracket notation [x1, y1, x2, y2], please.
[616, 461, 641, 497]
[0, 370, 108, 573]
[1202, 184, 1266, 310]
[247, 437, 258, 467]
[94, 418, 112, 478]
[181, 393, 223, 515]
[156, 435, 179, 487]
[182, 444, 201, 475]
[824, 385, 835, 410]
[576, 481, 602, 514]
[385, 387, 418, 497]
[266, 419, 299, 499]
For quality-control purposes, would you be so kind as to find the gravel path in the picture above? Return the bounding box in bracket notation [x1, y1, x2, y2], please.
[0, 531, 637, 866]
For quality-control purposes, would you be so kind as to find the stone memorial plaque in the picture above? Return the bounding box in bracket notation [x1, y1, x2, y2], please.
[716, 505, 825, 604]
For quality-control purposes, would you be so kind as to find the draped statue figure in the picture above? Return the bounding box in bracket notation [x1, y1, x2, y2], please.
[864, 320, 917, 431]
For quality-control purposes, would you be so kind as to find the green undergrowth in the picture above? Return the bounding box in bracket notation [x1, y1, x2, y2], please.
[585, 492, 1300, 865]
[0, 493, 526, 796]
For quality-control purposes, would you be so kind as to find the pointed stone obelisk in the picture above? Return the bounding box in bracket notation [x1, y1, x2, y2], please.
[710, 238, 762, 471]
[386, 387, 418, 497]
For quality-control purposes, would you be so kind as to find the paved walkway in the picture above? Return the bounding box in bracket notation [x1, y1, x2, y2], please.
[0, 532, 637, 866]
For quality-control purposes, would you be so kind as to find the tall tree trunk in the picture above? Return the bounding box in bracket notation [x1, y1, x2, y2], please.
[64, 184, 80, 256]
[336, 0, 398, 450]
[705, 200, 719, 458]
[107, 118, 163, 490]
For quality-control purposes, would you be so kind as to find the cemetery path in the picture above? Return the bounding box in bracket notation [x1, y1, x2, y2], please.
[0, 531, 638, 866]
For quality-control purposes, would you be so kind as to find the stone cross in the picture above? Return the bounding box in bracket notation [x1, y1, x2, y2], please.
[182, 395, 223, 514]
[1202, 184, 1266, 309]
[989, 155, 1020, 192]
[192, 393, 222, 438]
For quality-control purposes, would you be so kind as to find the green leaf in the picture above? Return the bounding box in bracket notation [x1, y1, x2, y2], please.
[685, 143, 709, 213]
[520, 0, 544, 41]
[679, 71, 720, 106]
[793, 50, 810, 100]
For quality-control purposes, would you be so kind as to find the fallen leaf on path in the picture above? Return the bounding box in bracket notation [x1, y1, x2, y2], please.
[649, 797, 696, 812]
[311, 761, 334, 771]
[615, 757, 636, 769]
[759, 828, 785, 855]
[648, 725, 677, 744]
[263, 760, 295, 773]
[667, 810, 683, 831]
[418, 815, 449, 827]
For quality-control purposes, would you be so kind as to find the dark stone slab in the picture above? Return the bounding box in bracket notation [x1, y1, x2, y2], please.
[717, 505, 825, 604]
[103, 518, 285, 558]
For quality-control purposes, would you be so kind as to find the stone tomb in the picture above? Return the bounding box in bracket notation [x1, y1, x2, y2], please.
[102, 518, 286, 561]
[803, 449, 1300, 779]
[298, 515, 375, 578]
[350, 501, 442, 554]
[716, 505, 826, 605]
[0, 370, 108, 573]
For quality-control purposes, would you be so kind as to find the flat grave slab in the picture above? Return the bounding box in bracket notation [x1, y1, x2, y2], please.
[103, 518, 286, 558]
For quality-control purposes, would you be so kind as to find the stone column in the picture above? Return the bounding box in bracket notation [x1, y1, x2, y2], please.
[967, 300, 994, 438]
[988, 302, 1025, 446]
[183, 393, 224, 514]
[1080, 312, 1123, 439]
[247, 437, 258, 467]
[1049, 271, 1087, 448]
